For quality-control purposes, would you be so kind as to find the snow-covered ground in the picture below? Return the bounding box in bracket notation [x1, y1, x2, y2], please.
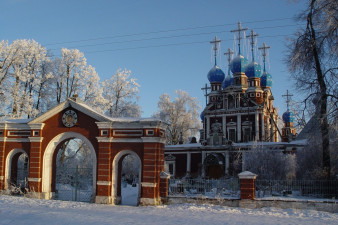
[0, 195, 337, 225]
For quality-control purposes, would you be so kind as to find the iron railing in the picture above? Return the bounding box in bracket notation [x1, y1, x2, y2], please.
[168, 178, 240, 199]
[255, 179, 338, 199]
[55, 167, 93, 202]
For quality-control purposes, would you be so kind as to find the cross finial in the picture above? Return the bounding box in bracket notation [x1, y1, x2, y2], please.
[247, 30, 258, 61]
[231, 21, 248, 55]
[282, 90, 293, 110]
[201, 83, 211, 106]
[210, 36, 221, 66]
[224, 48, 234, 75]
[258, 42, 270, 72]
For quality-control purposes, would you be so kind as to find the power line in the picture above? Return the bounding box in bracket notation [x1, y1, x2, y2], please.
[81, 33, 294, 55]
[45, 17, 297, 46]
[49, 23, 303, 52]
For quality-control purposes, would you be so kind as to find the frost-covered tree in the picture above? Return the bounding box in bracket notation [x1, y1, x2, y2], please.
[244, 145, 297, 180]
[286, 0, 337, 178]
[154, 90, 201, 145]
[54, 48, 87, 104]
[102, 68, 141, 118]
[0, 39, 47, 118]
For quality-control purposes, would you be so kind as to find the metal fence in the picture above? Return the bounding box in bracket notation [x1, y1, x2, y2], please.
[255, 179, 338, 199]
[55, 167, 93, 202]
[168, 178, 240, 199]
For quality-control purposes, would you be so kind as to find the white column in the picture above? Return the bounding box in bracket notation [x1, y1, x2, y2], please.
[186, 152, 191, 176]
[201, 151, 206, 177]
[270, 116, 274, 142]
[206, 116, 210, 139]
[225, 151, 229, 175]
[237, 114, 241, 142]
[255, 112, 259, 141]
[261, 113, 265, 141]
[222, 115, 226, 138]
[242, 151, 246, 171]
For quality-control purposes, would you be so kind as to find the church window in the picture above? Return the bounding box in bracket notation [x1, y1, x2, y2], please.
[250, 93, 255, 97]
[257, 93, 260, 97]
[229, 129, 236, 142]
[243, 128, 251, 142]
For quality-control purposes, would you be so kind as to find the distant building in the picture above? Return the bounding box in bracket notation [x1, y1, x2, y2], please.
[164, 23, 304, 179]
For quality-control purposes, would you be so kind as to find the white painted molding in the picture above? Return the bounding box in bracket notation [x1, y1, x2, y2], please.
[0, 137, 6, 142]
[96, 137, 114, 143]
[97, 181, 111, 186]
[28, 123, 45, 130]
[28, 178, 41, 182]
[141, 182, 157, 187]
[141, 137, 166, 144]
[28, 137, 44, 142]
[113, 130, 143, 137]
[2, 138, 30, 143]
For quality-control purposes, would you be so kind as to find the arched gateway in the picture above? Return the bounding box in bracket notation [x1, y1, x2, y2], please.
[0, 98, 168, 205]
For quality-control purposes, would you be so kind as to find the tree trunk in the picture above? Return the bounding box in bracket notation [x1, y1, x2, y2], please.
[308, 0, 331, 179]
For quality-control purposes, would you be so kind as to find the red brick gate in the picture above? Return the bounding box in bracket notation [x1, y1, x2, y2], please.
[0, 98, 167, 205]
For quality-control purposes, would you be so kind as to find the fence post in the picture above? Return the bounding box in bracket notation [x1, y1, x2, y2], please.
[160, 171, 170, 204]
[238, 171, 257, 200]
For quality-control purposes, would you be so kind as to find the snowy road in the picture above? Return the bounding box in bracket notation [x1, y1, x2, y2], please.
[0, 195, 337, 225]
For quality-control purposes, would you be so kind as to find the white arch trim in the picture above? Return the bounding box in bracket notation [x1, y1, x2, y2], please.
[111, 150, 142, 205]
[5, 149, 28, 189]
[42, 132, 97, 199]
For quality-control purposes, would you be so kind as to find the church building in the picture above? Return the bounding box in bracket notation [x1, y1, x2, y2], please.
[164, 22, 302, 179]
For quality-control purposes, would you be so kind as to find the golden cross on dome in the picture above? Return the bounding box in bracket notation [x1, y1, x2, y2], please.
[258, 42, 271, 72]
[201, 83, 211, 106]
[247, 30, 258, 61]
[210, 36, 221, 65]
[282, 90, 293, 110]
[224, 48, 234, 75]
[231, 22, 248, 54]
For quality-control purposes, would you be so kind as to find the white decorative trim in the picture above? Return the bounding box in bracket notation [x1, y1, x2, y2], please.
[97, 181, 111, 186]
[28, 178, 41, 182]
[146, 130, 154, 136]
[96, 122, 113, 129]
[28, 123, 45, 130]
[29, 137, 44, 142]
[141, 182, 157, 187]
[113, 130, 143, 137]
[96, 137, 114, 142]
[2, 138, 30, 143]
[0, 137, 6, 142]
[141, 137, 166, 144]
[8, 130, 31, 137]
[0, 176, 3, 180]
[110, 138, 143, 143]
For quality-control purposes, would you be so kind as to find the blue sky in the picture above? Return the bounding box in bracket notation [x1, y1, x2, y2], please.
[1, 0, 307, 117]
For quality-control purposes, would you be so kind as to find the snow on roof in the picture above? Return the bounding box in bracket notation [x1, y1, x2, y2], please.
[3, 119, 33, 123]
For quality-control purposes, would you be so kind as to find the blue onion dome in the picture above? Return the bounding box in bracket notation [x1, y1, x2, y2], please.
[282, 110, 295, 123]
[245, 61, 262, 78]
[230, 54, 249, 74]
[207, 65, 225, 83]
[261, 71, 273, 87]
[200, 111, 205, 121]
[222, 74, 234, 89]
